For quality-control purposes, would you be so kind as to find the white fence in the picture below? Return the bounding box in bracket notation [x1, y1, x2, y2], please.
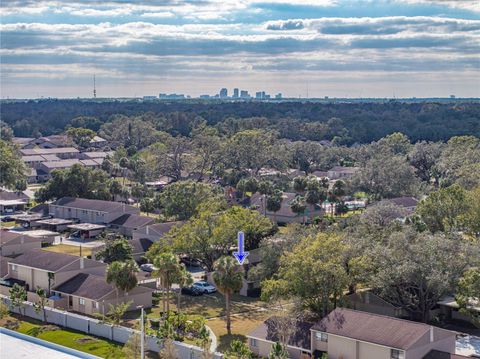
[1, 295, 222, 359]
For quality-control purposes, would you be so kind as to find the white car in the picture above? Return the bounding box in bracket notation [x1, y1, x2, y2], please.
[192, 281, 216, 294]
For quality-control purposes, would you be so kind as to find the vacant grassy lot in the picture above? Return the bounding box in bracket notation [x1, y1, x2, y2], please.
[43, 244, 92, 257]
[0, 221, 16, 228]
[0, 314, 125, 358]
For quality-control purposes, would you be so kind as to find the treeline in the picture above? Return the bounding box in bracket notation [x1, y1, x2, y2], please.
[1, 99, 479, 143]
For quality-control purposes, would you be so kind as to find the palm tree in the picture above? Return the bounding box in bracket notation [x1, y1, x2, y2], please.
[106, 260, 138, 305]
[175, 265, 193, 313]
[290, 196, 307, 224]
[152, 252, 182, 314]
[212, 256, 243, 335]
[266, 190, 283, 223]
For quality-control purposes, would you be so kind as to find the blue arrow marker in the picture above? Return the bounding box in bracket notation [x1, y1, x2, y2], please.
[233, 231, 249, 265]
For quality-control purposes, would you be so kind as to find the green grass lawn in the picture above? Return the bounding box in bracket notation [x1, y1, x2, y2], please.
[0, 314, 126, 359]
[207, 310, 273, 352]
[43, 244, 93, 257]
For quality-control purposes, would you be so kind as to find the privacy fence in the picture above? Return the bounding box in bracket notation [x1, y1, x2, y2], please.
[1, 295, 222, 359]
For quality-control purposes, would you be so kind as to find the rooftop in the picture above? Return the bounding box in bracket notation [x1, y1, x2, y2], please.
[312, 308, 453, 350]
[51, 197, 138, 214]
[130, 238, 153, 254]
[20, 147, 79, 156]
[53, 273, 115, 300]
[389, 196, 419, 208]
[67, 223, 106, 231]
[248, 318, 313, 350]
[109, 214, 155, 229]
[9, 249, 79, 272]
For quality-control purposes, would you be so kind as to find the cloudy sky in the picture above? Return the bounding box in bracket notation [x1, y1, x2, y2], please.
[1, 0, 479, 98]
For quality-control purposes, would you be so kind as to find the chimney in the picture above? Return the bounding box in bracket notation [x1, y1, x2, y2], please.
[146, 226, 149, 235]
[430, 326, 434, 342]
[80, 257, 84, 270]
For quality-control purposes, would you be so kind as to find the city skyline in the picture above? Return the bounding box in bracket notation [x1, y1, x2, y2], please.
[1, 0, 479, 99]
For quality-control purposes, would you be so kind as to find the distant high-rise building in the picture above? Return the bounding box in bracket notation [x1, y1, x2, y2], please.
[255, 92, 262, 99]
[220, 88, 228, 98]
[240, 90, 250, 98]
[450, 95, 456, 99]
[233, 88, 239, 98]
[275, 93, 282, 99]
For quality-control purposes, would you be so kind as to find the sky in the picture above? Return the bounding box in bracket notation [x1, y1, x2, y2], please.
[1, 0, 479, 99]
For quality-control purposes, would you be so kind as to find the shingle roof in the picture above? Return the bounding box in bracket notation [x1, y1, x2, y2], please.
[389, 197, 419, 208]
[312, 308, 434, 350]
[0, 256, 9, 278]
[130, 238, 153, 254]
[248, 318, 313, 350]
[20, 147, 79, 156]
[0, 231, 42, 246]
[51, 197, 138, 214]
[41, 159, 80, 169]
[9, 249, 79, 272]
[109, 214, 155, 229]
[0, 191, 29, 202]
[53, 273, 115, 300]
[143, 222, 182, 237]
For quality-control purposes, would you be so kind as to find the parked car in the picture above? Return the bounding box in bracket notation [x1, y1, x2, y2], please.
[181, 286, 203, 296]
[140, 263, 157, 273]
[1, 216, 15, 222]
[192, 281, 216, 294]
[180, 257, 203, 267]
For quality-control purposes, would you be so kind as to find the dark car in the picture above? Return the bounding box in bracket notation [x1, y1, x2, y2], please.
[181, 286, 203, 296]
[180, 257, 202, 267]
[1, 216, 15, 222]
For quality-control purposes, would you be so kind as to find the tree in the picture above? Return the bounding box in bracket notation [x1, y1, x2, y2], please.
[408, 141, 443, 182]
[152, 252, 183, 314]
[416, 184, 469, 233]
[361, 201, 408, 228]
[123, 332, 142, 359]
[293, 176, 308, 193]
[66, 127, 96, 149]
[0, 140, 26, 189]
[351, 154, 420, 199]
[212, 256, 244, 335]
[159, 338, 179, 359]
[0, 120, 14, 141]
[456, 268, 480, 328]
[9, 284, 27, 317]
[106, 260, 138, 304]
[268, 342, 288, 359]
[175, 266, 193, 313]
[171, 204, 274, 271]
[191, 123, 223, 181]
[140, 198, 155, 216]
[96, 236, 133, 264]
[289, 196, 306, 223]
[33, 287, 48, 323]
[35, 164, 112, 202]
[266, 190, 283, 222]
[227, 339, 253, 359]
[460, 186, 480, 238]
[262, 233, 349, 317]
[103, 301, 133, 325]
[0, 302, 8, 319]
[371, 228, 473, 322]
[160, 180, 224, 220]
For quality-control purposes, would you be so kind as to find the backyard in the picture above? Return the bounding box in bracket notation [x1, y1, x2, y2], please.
[0, 313, 126, 358]
[43, 244, 93, 257]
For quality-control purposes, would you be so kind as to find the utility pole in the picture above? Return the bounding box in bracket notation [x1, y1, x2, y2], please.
[138, 306, 145, 359]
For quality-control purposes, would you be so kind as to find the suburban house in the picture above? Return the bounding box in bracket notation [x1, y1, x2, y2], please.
[311, 308, 457, 359]
[0, 190, 30, 214]
[12, 137, 35, 148]
[0, 256, 8, 278]
[109, 214, 155, 237]
[22, 135, 71, 149]
[1, 249, 153, 315]
[49, 197, 140, 225]
[250, 192, 324, 224]
[0, 230, 44, 257]
[132, 221, 182, 242]
[247, 318, 314, 359]
[52, 272, 154, 315]
[327, 166, 360, 180]
[388, 197, 419, 215]
[248, 308, 459, 359]
[437, 295, 480, 328]
[88, 136, 108, 148]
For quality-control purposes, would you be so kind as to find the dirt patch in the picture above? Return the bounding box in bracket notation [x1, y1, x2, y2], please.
[76, 337, 99, 344]
[40, 324, 59, 332]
